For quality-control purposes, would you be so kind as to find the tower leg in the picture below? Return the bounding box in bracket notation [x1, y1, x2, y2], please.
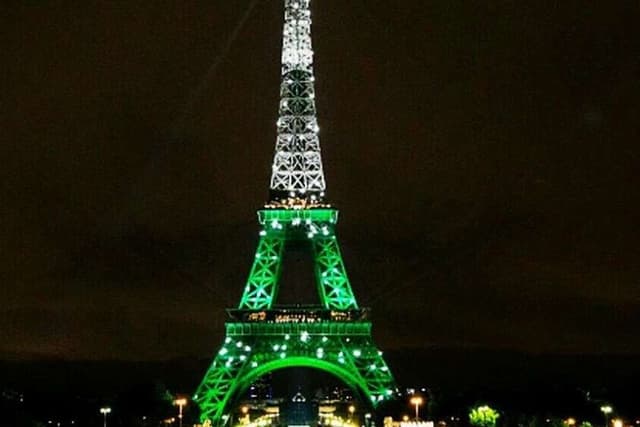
[312, 232, 358, 310]
[238, 235, 285, 310]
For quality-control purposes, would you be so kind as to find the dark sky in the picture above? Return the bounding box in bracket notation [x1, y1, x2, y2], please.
[2, 1, 639, 361]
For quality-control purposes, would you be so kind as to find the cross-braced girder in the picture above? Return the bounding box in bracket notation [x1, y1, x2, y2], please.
[194, 323, 396, 425]
[238, 209, 357, 311]
[195, 1, 397, 424]
[238, 235, 285, 309]
[269, 0, 326, 201]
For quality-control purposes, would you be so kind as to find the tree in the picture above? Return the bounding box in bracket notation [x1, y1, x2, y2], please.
[469, 405, 500, 427]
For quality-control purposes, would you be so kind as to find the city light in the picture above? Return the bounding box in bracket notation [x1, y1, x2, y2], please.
[99, 407, 111, 427]
[601, 405, 614, 427]
[174, 398, 187, 427]
[320, 413, 356, 427]
[410, 396, 424, 421]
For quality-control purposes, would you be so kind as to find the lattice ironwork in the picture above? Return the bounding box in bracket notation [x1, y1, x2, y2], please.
[238, 209, 357, 311]
[269, 0, 326, 201]
[195, 323, 395, 424]
[194, 1, 396, 424]
[238, 235, 285, 309]
[312, 234, 357, 310]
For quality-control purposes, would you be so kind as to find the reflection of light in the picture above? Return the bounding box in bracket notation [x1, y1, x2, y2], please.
[243, 414, 277, 427]
[410, 396, 424, 420]
[400, 422, 433, 427]
[319, 413, 356, 427]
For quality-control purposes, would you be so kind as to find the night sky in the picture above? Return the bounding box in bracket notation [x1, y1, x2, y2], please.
[2, 1, 639, 361]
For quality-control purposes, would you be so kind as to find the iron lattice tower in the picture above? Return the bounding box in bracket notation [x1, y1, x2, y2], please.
[195, 1, 396, 424]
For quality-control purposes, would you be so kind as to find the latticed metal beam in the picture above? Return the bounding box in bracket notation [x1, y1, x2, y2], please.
[195, 1, 397, 424]
[313, 235, 357, 310]
[238, 235, 285, 309]
[194, 323, 396, 425]
[238, 209, 357, 311]
[269, 0, 326, 201]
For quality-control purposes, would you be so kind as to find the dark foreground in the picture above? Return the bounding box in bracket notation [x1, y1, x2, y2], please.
[1, 349, 638, 426]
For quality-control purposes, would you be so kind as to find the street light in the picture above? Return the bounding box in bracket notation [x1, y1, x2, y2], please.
[613, 419, 623, 427]
[100, 407, 111, 427]
[601, 405, 613, 427]
[174, 398, 188, 427]
[240, 405, 250, 425]
[410, 396, 424, 421]
[348, 405, 356, 422]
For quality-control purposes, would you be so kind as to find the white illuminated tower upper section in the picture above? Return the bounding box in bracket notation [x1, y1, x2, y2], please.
[268, 0, 327, 206]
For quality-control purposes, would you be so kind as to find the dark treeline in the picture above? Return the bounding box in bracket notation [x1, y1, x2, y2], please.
[2, 349, 638, 426]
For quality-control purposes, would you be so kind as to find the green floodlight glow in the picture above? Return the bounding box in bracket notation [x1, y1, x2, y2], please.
[194, 1, 396, 421]
[195, 324, 396, 424]
[238, 209, 357, 310]
[469, 405, 500, 427]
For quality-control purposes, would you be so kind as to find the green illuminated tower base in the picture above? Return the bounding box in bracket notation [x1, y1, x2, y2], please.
[194, 209, 396, 424]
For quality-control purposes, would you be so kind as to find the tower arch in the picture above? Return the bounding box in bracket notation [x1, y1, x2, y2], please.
[220, 357, 374, 413]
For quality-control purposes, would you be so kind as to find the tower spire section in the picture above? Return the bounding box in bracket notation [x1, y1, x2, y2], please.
[269, 0, 326, 205]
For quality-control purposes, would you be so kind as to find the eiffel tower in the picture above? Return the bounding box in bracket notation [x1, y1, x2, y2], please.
[194, 1, 397, 423]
